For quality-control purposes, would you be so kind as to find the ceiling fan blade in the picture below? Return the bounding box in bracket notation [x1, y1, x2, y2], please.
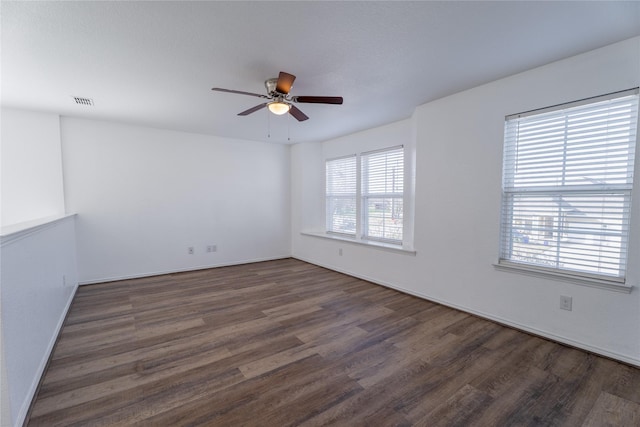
[275, 72, 296, 94]
[238, 103, 268, 116]
[292, 96, 343, 105]
[212, 88, 268, 99]
[289, 105, 309, 122]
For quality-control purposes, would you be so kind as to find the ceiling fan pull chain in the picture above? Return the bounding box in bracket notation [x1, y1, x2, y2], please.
[287, 112, 291, 142]
[267, 107, 271, 138]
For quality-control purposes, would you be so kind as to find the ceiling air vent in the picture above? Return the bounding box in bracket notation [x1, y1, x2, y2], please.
[73, 96, 94, 106]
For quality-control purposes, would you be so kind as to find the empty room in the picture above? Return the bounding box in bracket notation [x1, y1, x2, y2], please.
[2, 1, 640, 426]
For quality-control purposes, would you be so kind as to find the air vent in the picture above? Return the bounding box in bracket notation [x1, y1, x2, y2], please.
[73, 96, 94, 106]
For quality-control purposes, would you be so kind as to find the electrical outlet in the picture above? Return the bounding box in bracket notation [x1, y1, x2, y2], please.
[188, 247, 194, 255]
[560, 295, 572, 311]
[207, 245, 217, 253]
[339, 248, 343, 256]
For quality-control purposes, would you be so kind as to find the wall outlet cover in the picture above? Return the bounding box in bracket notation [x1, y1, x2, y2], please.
[560, 295, 572, 311]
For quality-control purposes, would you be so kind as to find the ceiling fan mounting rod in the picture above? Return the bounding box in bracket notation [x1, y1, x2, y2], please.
[265, 77, 286, 97]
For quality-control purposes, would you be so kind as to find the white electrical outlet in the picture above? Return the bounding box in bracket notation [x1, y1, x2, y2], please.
[188, 247, 194, 255]
[339, 248, 343, 256]
[207, 245, 217, 253]
[560, 295, 572, 311]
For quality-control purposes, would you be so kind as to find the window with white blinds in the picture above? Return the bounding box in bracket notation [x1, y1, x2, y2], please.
[326, 155, 357, 236]
[325, 146, 405, 245]
[361, 147, 404, 243]
[499, 88, 639, 281]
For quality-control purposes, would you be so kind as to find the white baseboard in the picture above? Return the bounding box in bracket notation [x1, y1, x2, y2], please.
[293, 256, 640, 368]
[15, 282, 79, 427]
[78, 255, 291, 285]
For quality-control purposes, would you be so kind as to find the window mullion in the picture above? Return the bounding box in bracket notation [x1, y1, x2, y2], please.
[357, 153, 363, 239]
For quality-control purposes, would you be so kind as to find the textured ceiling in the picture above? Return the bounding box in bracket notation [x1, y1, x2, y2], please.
[2, 1, 640, 143]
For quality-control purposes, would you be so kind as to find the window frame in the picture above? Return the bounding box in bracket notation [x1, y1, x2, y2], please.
[498, 88, 639, 284]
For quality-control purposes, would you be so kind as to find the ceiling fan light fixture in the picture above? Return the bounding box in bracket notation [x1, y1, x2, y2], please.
[268, 101, 290, 115]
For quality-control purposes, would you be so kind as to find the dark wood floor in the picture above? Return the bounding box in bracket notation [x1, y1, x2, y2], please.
[28, 258, 640, 426]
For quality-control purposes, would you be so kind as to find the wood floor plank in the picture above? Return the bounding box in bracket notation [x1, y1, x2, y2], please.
[40, 325, 237, 387]
[469, 334, 549, 398]
[31, 345, 233, 417]
[582, 391, 640, 427]
[420, 384, 493, 427]
[604, 363, 640, 404]
[299, 358, 434, 426]
[26, 258, 640, 426]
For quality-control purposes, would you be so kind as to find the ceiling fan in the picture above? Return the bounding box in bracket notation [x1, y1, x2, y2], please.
[212, 71, 343, 122]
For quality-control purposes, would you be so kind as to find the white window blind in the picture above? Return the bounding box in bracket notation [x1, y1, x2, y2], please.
[499, 88, 639, 281]
[361, 146, 404, 243]
[326, 155, 357, 236]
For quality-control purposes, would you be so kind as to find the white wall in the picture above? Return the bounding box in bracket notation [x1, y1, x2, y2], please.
[61, 117, 291, 284]
[0, 109, 65, 227]
[0, 108, 77, 427]
[1, 216, 78, 426]
[292, 36, 640, 366]
[1, 307, 11, 427]
[291, 142, 324, 240]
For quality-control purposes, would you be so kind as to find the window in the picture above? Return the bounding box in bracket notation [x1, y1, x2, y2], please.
[361, 147, 404, 243]
[326, 146, 404, 245]
[326, 155, 356, 236]
[499, 88, 639, 282]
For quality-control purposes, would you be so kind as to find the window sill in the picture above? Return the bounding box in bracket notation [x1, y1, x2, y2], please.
[493, 261, 633, 294]
[300, 231, 416, 255]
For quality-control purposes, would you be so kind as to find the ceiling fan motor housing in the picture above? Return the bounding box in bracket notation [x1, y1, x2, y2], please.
[265, 78, 280, 96]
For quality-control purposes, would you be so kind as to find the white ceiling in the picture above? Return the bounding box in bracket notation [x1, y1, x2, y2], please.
[3, 1, 640, 144]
